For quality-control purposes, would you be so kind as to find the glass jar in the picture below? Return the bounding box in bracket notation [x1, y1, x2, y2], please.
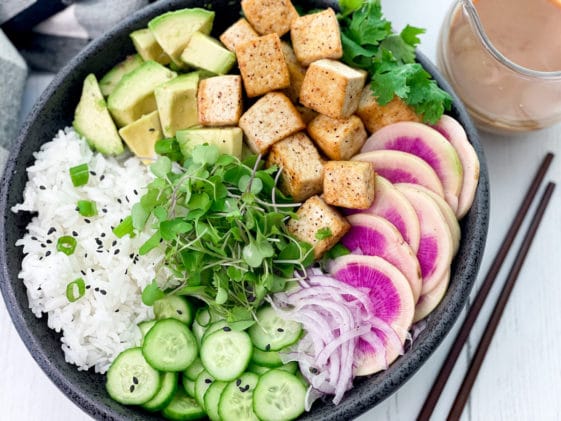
[438, 0, 561, 133]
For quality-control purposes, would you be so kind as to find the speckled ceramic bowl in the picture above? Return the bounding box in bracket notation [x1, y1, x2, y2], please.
[0, 1, 489, 419]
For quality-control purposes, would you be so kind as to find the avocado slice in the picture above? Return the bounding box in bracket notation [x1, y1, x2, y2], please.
[180, 32, 236, 75]
[73, 74, 124, 155]
[155, 72, 202, 138]
[130, 29, 171, 65]
[107, 61, 176, 127]
[99, 55, 144, 97]
[148, 8, 214, 65]
[176, 127, 243, 159]
[118, 111, 163, 164]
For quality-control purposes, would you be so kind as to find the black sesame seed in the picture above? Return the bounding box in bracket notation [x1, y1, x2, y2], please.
[84, 253, 88, 258]
[100, 290, 107, 295]
[47, 227, 56, 235]
[115, 309, 119, 313]
[277, 328, 284, 333]
[243, 385, 250, 392]
[95, 238, 102, 246]
[90, 268, 95, 272]
[72, 231, 78, 237]
[84, 219, 91, 224]
[45, 251, 51, 256]
[265, 344, 271, 351]
[46, 239, 52, 244]
[101, 232, 106, 237]
[236, 379, 241, 386]
[86, 285, 91, 289]
[112, 240, 117, 247]
[37, 287, 42, 291]
[102, 208, 108, 214]
[309, 367, 319, 374]
[114, 249, 120, 255]
[223, 326, 231, 332]
[177, 310, 183, 315]
[90, 171, 97, 176]
[204, 378, 212, 384]
[100, 175, 105, 181]
[133, 189, 138, 195]
[39, 185, 46, 190]
[125, 269, 128, 275]
[31, 236, 38, 241]
[133, 376, 139, 385]
[117, 198, 122, 204]
[40, 243, 46, 248]
[75, 206, 79, 211]
[239, 387, 245, 392]
[94, 287, 99, 292]
[129, 253, 134, 259]
[129, 385, 135, 393]
[125, 196, 130, 203]
[80, 270, 86, 276]
[96, 249, 103, 253]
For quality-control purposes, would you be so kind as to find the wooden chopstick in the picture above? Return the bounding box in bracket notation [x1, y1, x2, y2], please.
[448, 181, 556, 419]
[418, 152, 554, 420]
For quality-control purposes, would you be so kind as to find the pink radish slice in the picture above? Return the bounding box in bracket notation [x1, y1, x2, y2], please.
[395, 184, 454, 296]
[432, 115, 480, 219]
[396, 183, 461, 256]
[329, 254, 415, 375]
[342, 213, 422, 303]
[346, 176, 421, 253]
[361, 121, 463, 213]
[414, 269, 450, 322]
[353, 150, 445, 198]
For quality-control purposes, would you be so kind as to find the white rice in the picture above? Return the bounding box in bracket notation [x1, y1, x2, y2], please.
[12, 128, 165, 373]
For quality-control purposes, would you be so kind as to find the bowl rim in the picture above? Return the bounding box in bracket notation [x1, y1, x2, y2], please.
[0, 1, 490, 419]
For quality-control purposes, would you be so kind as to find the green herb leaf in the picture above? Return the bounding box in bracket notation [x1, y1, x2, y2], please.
[315, 227, 333, 240]
[142, 280, 165, 306]
[192, 144, 220, 165]
[151, 156, 172, 178]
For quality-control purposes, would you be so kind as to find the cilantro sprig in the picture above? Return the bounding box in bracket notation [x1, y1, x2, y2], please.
[135, 142, 314, 323]
[338, 0, 452, 123]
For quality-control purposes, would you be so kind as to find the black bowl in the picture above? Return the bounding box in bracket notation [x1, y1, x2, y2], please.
[0, 1, 490, 419]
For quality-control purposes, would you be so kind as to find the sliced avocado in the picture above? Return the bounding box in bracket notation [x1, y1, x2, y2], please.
[99, 55, 144, 97]
[130, 29, 171, 65]
[148, 8, 214, 65]
[107, 61, 176, 127]
[155, 72, 202, 138]
[118, 111, 163, 164]
[176, 127, 243, 159]
[73, 74, 124, 155]
[180, 32, 236, 75]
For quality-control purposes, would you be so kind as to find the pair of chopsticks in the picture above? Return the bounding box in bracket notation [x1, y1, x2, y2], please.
[418, 152, 556, 420]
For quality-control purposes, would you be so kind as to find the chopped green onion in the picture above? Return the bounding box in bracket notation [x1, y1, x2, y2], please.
[113, 216, 134, 238]
[57, 236, 77, 255]
[77, 200, 97, 217]
[66, 278, 86, 302]
[69, 163, 89, 187]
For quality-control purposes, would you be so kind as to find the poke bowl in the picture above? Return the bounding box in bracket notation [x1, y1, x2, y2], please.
[0, 0, 490, 420]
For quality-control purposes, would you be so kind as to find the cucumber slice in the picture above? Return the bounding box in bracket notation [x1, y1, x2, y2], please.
[200, 329, 252, 381]
[154, 295, 194, 325]
[183, 358, 205, 382]
[218, 373, 259, 421]
[248, 306, 302, 351]
[105, 347, 160, 405]
[182, 376, 196, 398]
[194, 370, 215, 408]
[142, 319, 198, 371]
[195, 307, 212, 327]
[204, 380, 228, 421]
[253, 370, 306, 421]
[247, 363, 269, 376]
[162, 389, 206, 421]
[192, 319, 205, 345]
[251, 347, 282, 368]
[248, 361, 298, 376]
[142, 371, 178, 412]
[138, 320, 157, 342]
[201, 320, 229, 343]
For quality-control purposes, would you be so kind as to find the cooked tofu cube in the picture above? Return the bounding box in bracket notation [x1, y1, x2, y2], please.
[198, 75, 243, 126]
[236, 34, 290, 98]
[357, 84, 421, 133]
[300, 59, 367, 119]
[239, 92, 305, 153]
[323, 161, 375, 209]
[308, 114, 367, 160]
[219, 18, 260, 52]
[290, 8, 343, 66]
[287, 195, 351, 259]
[241, 0, 299, 36]
[295, 105, 318, 125]
[280, 41, 307, 102]
[267, 132, 324, 202]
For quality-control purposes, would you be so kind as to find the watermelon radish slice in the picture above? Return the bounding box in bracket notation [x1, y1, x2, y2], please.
[414, 269, 450, 322]
[346, 176, 421, 253]
[329, 254, 415, 375]
[342, 214, 422, 303]
[353, 150, 445, 198]
[361, 121, 463, 213]
[396, 183, 461, 256]
[395, 184, 454, 296]
[432, 115, 480, 219]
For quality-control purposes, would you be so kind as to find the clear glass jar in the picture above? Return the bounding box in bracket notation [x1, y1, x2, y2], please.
[438, 0, 561, 133]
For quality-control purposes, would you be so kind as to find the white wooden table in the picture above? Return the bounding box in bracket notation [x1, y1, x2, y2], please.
[2, 1, 561, 419]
